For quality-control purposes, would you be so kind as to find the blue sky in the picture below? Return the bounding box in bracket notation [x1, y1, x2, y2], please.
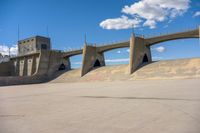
[0, 0, 200, 68]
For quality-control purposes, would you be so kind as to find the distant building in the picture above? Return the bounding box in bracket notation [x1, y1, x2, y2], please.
[0, 53, 10, 63]
[18, 36, 51, 56]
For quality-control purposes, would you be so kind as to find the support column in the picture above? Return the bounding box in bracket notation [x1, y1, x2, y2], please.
[13, 59, 19, 76]
[81, 45, 105, 76]
[31, 56, 37, 75]
[64, 57, 71, 71]
[23, 57, 28, 76]
[129, 35, 152, 74]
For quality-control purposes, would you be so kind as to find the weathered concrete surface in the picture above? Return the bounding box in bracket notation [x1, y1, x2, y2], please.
[51, 65, 129, 83]
[129, 35, 152, 74]
[81, 45, 105, 76]
[131, 58, 200, 80]
[52, 58, 200, 83]
[146, 28, 199, 46]
[0, 75, 48, 86]
[0, 79, 200, 133]
[0, 62, 13, 76]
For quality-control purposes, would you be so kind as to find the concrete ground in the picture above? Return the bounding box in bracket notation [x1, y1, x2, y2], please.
[0, 79, 200, 133]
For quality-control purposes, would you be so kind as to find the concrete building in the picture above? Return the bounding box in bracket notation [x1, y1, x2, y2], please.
[18, 36, 51, 56]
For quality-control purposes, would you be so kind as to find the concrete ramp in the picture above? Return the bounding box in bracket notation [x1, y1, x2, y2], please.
[132, 58, 200, 80]
[51, 65, 130, 83]
[51, 58, 200, 83]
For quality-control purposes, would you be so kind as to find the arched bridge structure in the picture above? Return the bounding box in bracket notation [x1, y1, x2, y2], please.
[81, 27, 199, 76]
[97, 41, 129, 53]
[43, 27, 199, 76]
[6, 26, 199, 79]
[81, 41, 131, 76]
[145, 29, 199, 46]
[59, 49, 83, 71]
[128, 28, 200, 74]
[62, 49, 82, 58]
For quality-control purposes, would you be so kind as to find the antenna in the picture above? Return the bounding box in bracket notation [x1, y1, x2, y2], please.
[8, 47, 10, 57]
[199, 25, 200, 46]
[17, 25, 20, 41]
[131, 24, 135, 36]
[84, 34, 87, 44]
[46, 26, 49, 37]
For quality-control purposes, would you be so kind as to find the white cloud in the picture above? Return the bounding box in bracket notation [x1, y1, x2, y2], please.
[152, 56, 163, 60]
[154, 46, 166, 53]
[10, 45, 18, 55]
[143, 20, 156, 29]
[72, 61, 82, 65]
[100, 15, 141, 30]
[163, 24, 169, 28]
[100, 0, 190, 29]
[0, 44, 18, 56]
[105, 58, 129, 63]
[193, 11, 200, 17]
[126, 49, 130, 53]
[117, 50, 121, 54]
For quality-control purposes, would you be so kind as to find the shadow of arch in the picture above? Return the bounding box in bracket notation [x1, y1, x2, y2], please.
[58, 63, 66, 71]
[142, 54, 149, 63]
[93, 59, 101, 68]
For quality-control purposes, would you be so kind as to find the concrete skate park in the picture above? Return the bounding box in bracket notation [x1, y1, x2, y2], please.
[0, 27, 200, 133]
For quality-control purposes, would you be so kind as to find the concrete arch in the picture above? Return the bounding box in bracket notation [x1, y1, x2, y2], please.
[142, 54, 149, 63]
[93, 59, 101, 68]
[146, 29, 199, 46]
[97, 41, 129, 53]
[62, 49, 83, 58]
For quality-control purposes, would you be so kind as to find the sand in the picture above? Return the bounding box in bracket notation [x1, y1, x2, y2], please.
[0, 79, 200, 133]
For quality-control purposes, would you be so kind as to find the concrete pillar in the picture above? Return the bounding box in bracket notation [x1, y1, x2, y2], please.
[23, 57, 28, 76]
[19, 58, 24, 76]
[129, 34, 135, 74]
[27, 57, 33, 76]
[31, 56, 37, 75]
[81, 45, 105, 76]
[129, 35, 152, 74]
[13, 59, 19, 76]
[63, 57, 71, 71]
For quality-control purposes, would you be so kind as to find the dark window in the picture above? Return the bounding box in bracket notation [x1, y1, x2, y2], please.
[41, 44, 47, 50]
[93, 59, 101, 68]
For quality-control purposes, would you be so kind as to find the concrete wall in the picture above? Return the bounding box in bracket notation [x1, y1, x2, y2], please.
[81, 45, 105, 76]
[18, 37, 37, 56]
[0, 61, 13, 76]
[11, 53, 40, 76]
[0, 50, 70, 77]
[0, 50, 70, 86]
[129, 34, 152, 74]
[46, 50, 70, 75]
[18, 36, 51, 56]
[0, 74, 48, 86]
